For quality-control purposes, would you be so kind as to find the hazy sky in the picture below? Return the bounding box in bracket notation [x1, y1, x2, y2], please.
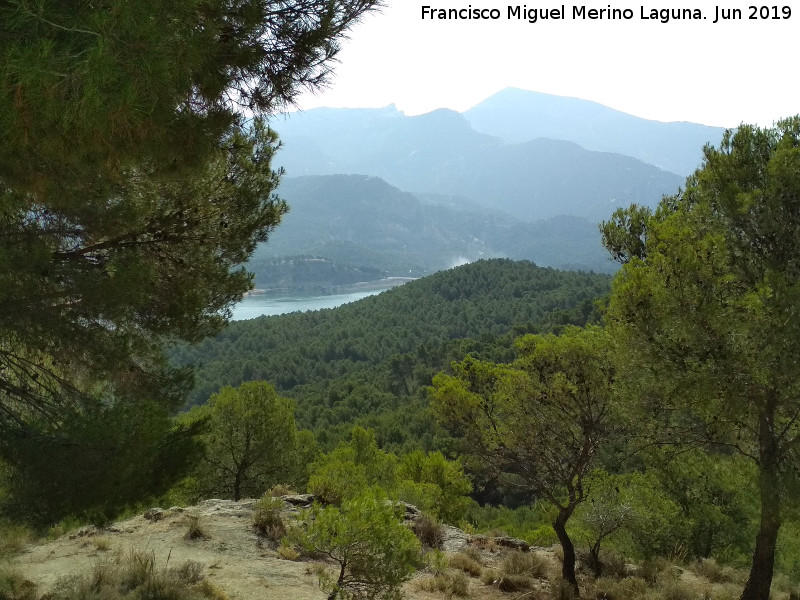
[294, 0, 799, 128]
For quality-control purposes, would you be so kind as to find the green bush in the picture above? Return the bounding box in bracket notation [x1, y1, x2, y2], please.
[293, 488, 421, 600]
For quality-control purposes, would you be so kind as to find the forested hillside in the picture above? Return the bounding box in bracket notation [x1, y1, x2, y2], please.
[248, 175, 617, 282]
[171, 259, 611, 447]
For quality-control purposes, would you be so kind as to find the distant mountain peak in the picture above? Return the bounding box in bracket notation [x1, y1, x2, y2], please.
[464, 87, 725, 174]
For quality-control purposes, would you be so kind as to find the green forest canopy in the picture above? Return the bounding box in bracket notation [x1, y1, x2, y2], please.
[171, 259, 611, 448]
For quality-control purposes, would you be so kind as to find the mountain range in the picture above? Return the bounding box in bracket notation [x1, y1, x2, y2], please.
[250, 88, 727, 288]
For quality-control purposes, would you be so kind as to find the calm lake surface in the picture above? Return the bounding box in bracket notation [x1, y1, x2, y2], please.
[230, 288, 389, 320]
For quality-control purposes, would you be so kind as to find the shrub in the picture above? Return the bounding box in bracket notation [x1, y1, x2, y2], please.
[693, 558, 733, 584]
[412, 513, 444, 549]
[264, 484, 295, 497]
[426, 549, 449, 576]
[498, 574, 534, 592]
[601, 551, 628, 580]
[640, 557, 671, 585]
[184, 514, 208, 541]
[657, 579, 701, 600]
[530, 525, 560, 546]
[595, 576, 649, 600]
[480, 568, 500, 586]
[293, 488, 421, 600]
[252, 496, 286, 543]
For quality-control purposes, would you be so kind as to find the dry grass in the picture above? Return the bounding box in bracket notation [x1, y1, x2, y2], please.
[497, 573, 534, 592]
[594, 576, 649, 600]
[692, 558, 740, 584]
[0, 564, 38, 600]
[501, 550, 549, 579]
[276, 543, 300, 561]
[658, 578, 703, 600]
[93, 538, 112, 552]
[194, 580, 229, 600]
[46, 550, 225, 600]
[479, 568, 500, 587]
[449, 552, 483, 577]
[264, 484, 296, 498]
[549, 579, 578, 600]
[708, 582, 743, 600]
[413, 571, 469, 597]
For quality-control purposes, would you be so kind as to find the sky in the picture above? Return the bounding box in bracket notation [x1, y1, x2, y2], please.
[294, 0, 799, 128]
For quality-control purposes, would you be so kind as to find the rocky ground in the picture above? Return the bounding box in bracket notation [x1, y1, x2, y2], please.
[11, 497, 557, 600]
[12, 497, 776, 600]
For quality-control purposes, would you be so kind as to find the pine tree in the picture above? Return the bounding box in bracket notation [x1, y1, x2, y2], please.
[0, 0, 379, 516]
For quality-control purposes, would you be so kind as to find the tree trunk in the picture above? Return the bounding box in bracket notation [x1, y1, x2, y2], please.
[553, 508, 579, 596]
[326, 560, 346, 600]
[233, 467, 243, 502]
[740, 407, 782, 600]
[588, 539, 603, 578]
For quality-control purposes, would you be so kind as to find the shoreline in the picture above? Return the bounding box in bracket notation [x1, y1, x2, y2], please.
[245, 277, 416, 298]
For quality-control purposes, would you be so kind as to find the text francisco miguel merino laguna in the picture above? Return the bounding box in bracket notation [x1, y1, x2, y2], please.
[421, 5, 792, 24]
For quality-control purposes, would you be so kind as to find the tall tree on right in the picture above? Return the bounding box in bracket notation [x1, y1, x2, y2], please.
[601, 118, 800, 600]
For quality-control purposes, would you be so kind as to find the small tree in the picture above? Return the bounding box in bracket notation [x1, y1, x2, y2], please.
[432, 326, 614, 595]
[294, 488, 421, 600]
[573, 470, 684, 575]
[189, 381, 299, 501]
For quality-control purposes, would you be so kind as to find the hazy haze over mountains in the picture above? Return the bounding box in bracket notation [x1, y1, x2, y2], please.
[273, 101, 685, 222]
[255, 88, 723, 287]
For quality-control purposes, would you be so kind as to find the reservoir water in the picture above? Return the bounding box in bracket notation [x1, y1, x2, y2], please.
[230, 287, 396, 320]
